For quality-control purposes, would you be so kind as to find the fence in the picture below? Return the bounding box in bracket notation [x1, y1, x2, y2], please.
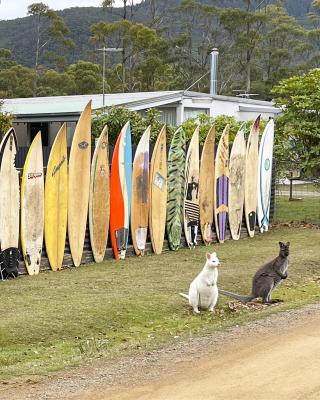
[273, 161, 320, 225]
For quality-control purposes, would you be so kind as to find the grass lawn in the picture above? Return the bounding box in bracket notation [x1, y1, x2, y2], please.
[274, 196, 320, 224]
[1, 226, 320, 380]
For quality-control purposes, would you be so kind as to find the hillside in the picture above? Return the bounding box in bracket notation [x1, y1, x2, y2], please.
[0, 0, 313, 68]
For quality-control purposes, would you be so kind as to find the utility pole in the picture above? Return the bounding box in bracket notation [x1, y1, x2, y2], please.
[97, 47, 123, 107]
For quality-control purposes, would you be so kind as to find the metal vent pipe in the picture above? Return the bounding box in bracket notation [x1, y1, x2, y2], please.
[210, 48, 219, 96]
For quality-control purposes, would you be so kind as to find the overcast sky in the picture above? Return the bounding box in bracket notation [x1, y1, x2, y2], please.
[0, 0, 122, 20]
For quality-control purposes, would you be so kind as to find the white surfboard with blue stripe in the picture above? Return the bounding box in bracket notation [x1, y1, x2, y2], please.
[257, 119, 275, 232]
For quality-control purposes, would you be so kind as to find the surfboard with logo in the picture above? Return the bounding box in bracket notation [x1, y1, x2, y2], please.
[20, 131, 44, 275]
[244, 115, 260, 238]
[0, 128, 20, 254]
[199, 125, 215, 246]
[166, 127, 186, 251]
[149, 125, 167, 255]
[89, 126, 110, 263]
[257, 119, 274, 232]
[110, 122, 132, 260]
[184, 127, 200, 248]
[44, 123, 68, 271]
[68, 101, 91, 266]
[214, 125, 229, 243]
[229, 123, 246, 241]
[131, 126, 150, 256]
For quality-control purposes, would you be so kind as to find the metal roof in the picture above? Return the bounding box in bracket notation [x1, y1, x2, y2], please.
[2, 90, 279, 117]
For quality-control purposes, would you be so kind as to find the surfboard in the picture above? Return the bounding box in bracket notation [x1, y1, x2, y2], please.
[229, 123, 246, 241]
[89, 125, 110, 263]
[20, 131, 44, 275]
[110, 121, 132, 260]
[68, 101, 92, 267]
[184, 127, 200, 248]
[244, 115, 260, 238]
[257, 119, 275, 233]
[199, 125, 215, 246]
[149, 125, 167, 255]
[166, 127, 186, 251]
[214, 125, 229, 243]
[131, 126, 150, 256]
[44, 123, 68, 271]
[0, 128, 20, 252]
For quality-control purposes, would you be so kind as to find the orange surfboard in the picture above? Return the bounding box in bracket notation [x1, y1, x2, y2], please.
[109, 122, 132, 260]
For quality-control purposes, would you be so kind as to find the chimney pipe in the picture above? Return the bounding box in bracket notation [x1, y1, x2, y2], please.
[210, 48, 219, 96]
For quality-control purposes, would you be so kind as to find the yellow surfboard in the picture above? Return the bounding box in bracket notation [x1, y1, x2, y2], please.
[199, 125, 215, 245]
[149, 126, 167, 255]
[89, 125, 110, 263]
[44, 123, 68, 271]
[21, 131, 44, 275]
[68, 101, 92, 267]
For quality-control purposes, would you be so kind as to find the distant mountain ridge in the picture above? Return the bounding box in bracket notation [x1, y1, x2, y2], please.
[0, 0, 313, 68]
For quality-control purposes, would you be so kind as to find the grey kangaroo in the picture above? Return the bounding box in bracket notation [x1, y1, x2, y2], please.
[219, 242, 290, 304]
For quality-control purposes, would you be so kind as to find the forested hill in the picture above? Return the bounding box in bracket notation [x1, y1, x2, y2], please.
[0, 0, 313, 68]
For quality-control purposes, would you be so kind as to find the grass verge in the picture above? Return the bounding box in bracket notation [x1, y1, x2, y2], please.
[0, 226, 319, 380]
[274, 196, 320, 224]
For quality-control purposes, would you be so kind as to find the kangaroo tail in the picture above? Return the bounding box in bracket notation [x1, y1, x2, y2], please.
[218, 288, 254, 303]
[179, 292, 189, 301]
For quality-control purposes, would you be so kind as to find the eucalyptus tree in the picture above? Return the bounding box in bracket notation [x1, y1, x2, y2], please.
[27, 2, 75, 96]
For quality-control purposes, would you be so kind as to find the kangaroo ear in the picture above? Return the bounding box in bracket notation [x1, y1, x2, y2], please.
[206, 252, 211, 260]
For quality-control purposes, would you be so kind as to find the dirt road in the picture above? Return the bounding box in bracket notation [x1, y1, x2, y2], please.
[2, 304, 320, 400]
[98, 318, 320, 400]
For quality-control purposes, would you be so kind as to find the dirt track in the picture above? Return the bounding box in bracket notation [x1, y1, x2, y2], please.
[2, 303, 320, 400]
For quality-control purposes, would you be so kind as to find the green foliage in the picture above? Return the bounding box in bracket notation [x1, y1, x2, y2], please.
[92, 106, 170, 146]
[0, 101, 14, 135]
[272, 68, 320, 175]
[181, 113, 243, 144]
[67, 61, 102, 94]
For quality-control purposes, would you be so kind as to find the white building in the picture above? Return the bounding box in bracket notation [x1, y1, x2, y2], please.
[2, 90, 280, 147]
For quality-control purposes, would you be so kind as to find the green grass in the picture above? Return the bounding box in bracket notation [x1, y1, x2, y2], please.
[0, 227, 320, 380]
[274, 196, 320, 224]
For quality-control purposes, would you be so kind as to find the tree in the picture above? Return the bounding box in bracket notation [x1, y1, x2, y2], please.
[219, 0, 267, 94]
[90, 20, 164, 91]
[0, 64, 34, 98]
[272, 68, 320, 175]
[67, 61, 102, 94]
[307, 0, 320, 67]
[27, 2, 75, 96]
[257, 2, 309, 97]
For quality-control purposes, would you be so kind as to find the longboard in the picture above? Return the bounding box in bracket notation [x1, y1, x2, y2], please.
[214, 125, 229, 243]
[199, 125, 215, 245]
[229, 123, 246, 241]
[166, 127, 186, 251]
[68, 101, 92, 267]
[20, 131, 44, 275]
[184, 127, 200, 248]
[244, 115, 260, 237]
[0, 128, 20, 252]
[257, 119, 275, 232]
[131, 126, 150, 256]
[89, 125, 110, 263]
[44, 123, 68, 271]
[110, 121, 132, 260]
[149, 125, 167, 255]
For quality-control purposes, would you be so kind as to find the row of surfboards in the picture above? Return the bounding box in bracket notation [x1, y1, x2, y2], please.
[1, 101, 274, 275]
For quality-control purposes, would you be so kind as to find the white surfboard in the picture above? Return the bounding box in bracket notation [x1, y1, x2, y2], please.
[257, 119, 275, 232]
[0, 128, 20, 251]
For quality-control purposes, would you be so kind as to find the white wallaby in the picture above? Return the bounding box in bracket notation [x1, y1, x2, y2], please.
[179, 252, 220, 314]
